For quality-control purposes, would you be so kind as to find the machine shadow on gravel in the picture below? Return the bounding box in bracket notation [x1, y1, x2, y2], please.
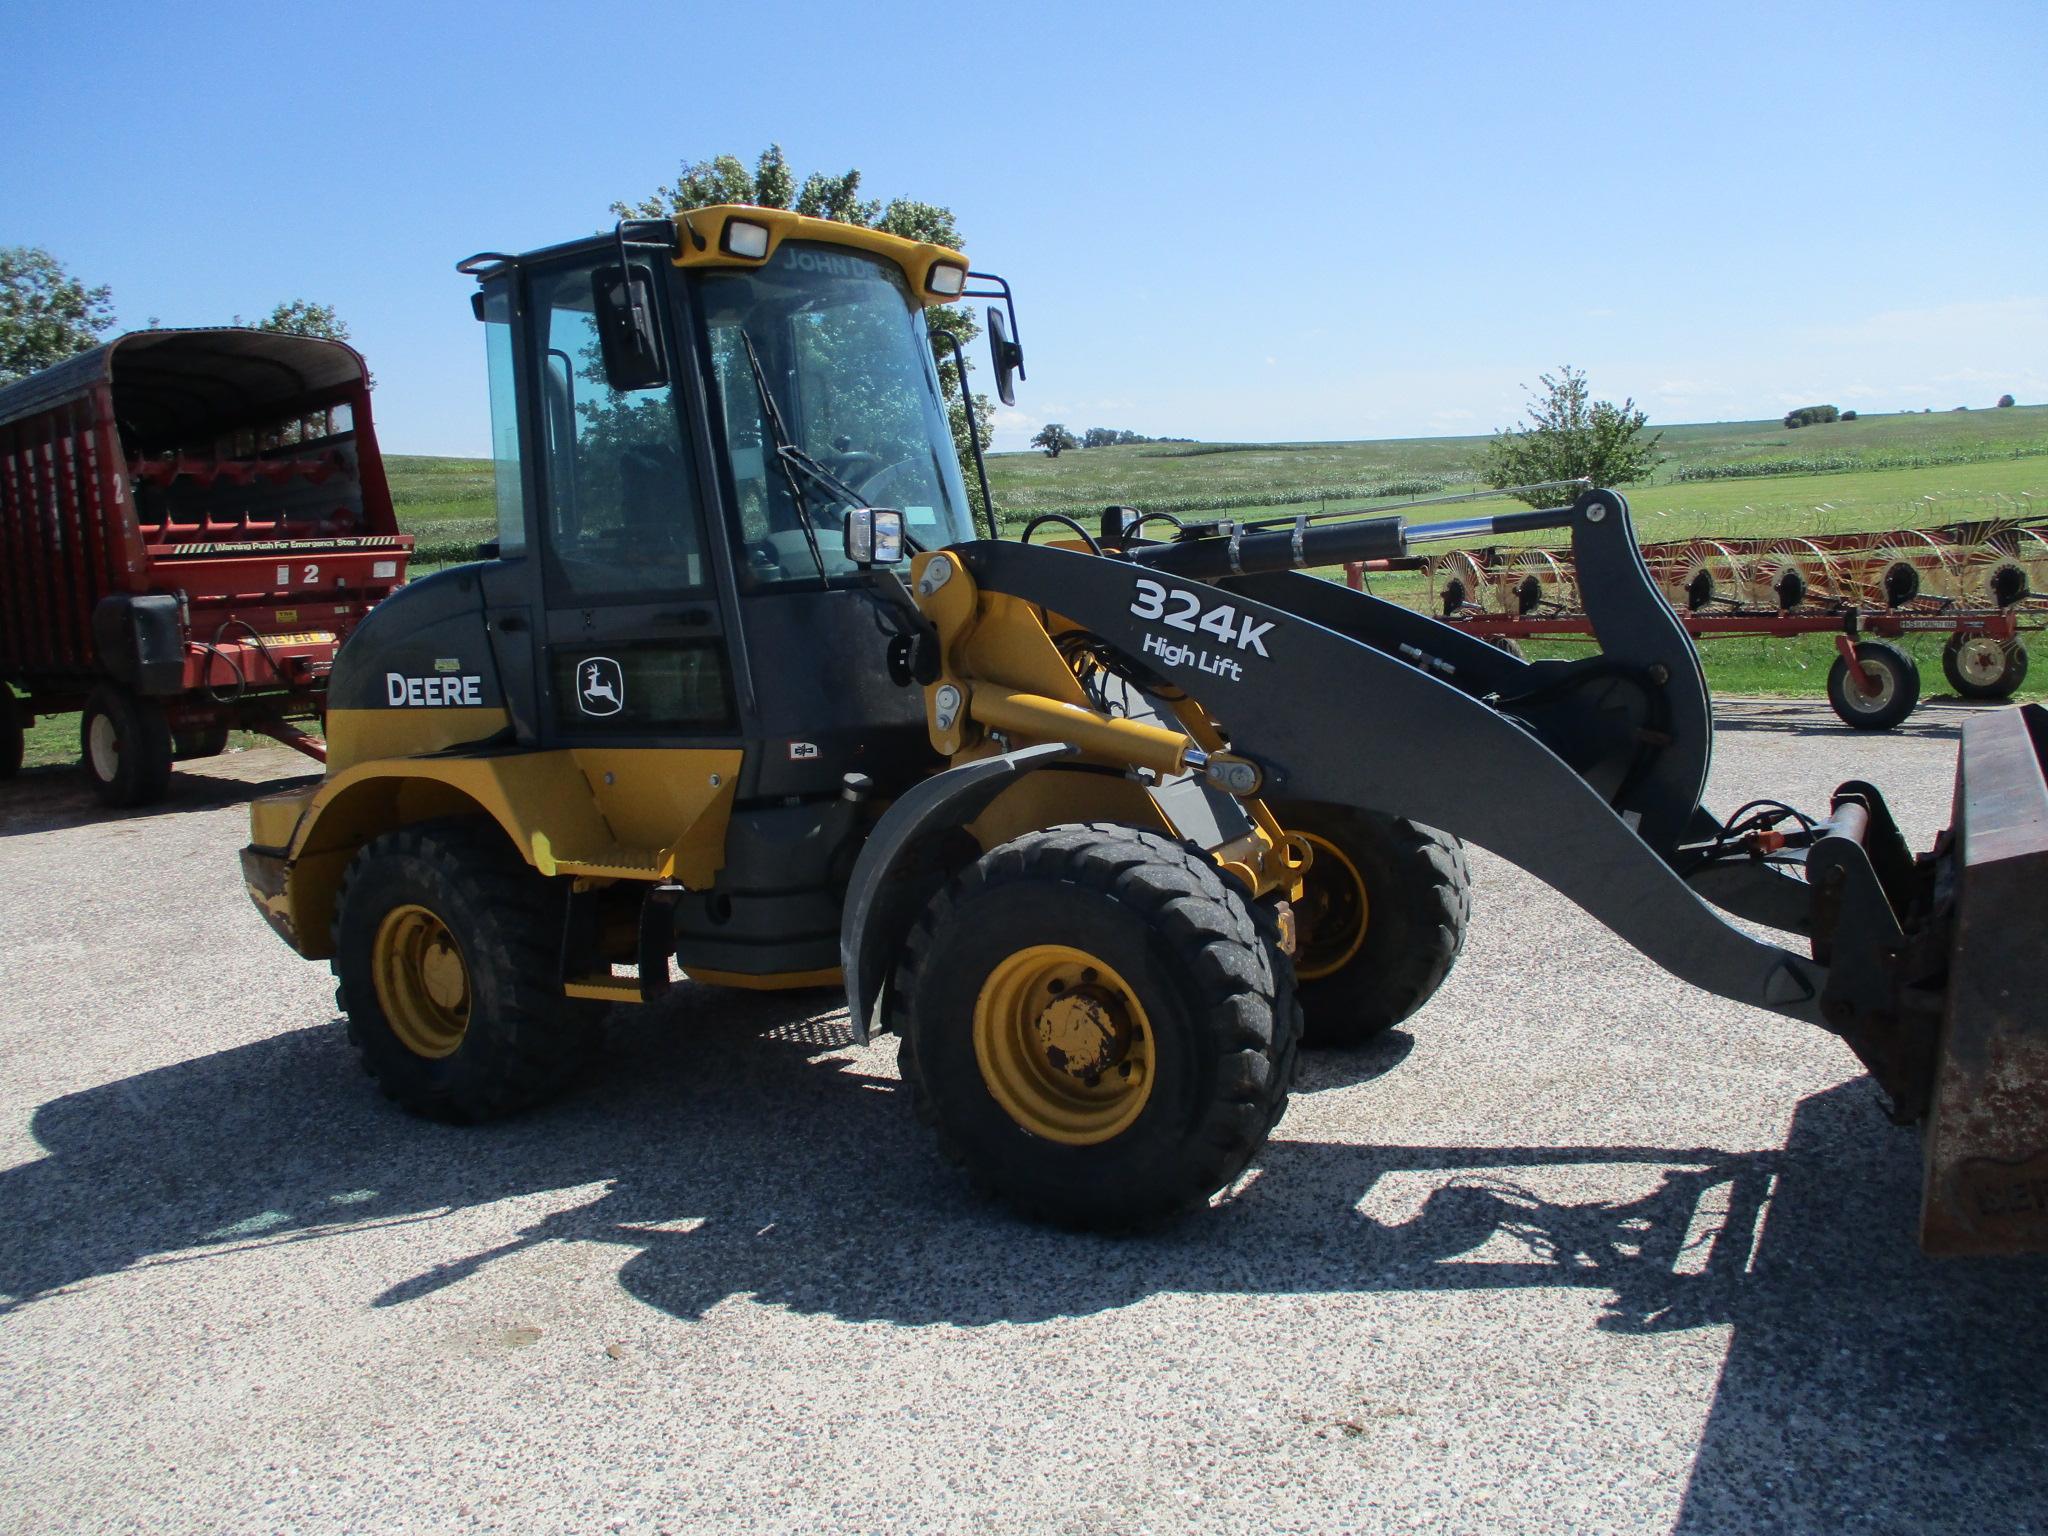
[1710, 698, 1976, 741]
[1, 990, 2043, 1530]
[0, 761, 317, 840]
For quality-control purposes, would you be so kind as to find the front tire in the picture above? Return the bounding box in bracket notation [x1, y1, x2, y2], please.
[332, 822, 604, 1122]
[80, 685, 173, 806]
[1942, 634, 2028, 700]
[1827, 640, 1920, 730]
[894, 824, 1300, 1231]
[1279, 802, 1471, 1048]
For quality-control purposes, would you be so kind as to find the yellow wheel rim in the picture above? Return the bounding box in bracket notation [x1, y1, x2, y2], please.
[972, 944, 1155, 1145]
[372, 903, 472, 1059]
[1292, 831, 1369, 982]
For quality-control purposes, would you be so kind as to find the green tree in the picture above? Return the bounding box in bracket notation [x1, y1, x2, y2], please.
[1478, 366, 1662, 507]
[1999, 394, 2017, 408]
[0, 246, 115, 383]
[1032, 423, 1079, 458]
[242, 299, 351, 341]
[615, 145, 997, 530]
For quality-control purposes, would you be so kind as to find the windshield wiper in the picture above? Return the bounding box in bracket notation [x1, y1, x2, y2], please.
[776, 444, 867, 508]
[739, 329, 830, 589]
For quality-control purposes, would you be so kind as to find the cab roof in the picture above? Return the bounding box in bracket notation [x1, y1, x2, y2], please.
[468, 205, 969, 309]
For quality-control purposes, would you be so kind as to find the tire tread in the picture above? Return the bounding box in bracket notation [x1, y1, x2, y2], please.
[891, 822, 1301, 1231]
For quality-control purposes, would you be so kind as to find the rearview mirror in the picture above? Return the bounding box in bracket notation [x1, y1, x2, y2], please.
[593, 264, 668, 392]
[844, 508, 905, 567]
[987, 306, 1024, 407]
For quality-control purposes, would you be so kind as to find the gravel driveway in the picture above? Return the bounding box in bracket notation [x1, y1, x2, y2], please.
[2, 698, 2044, 1535]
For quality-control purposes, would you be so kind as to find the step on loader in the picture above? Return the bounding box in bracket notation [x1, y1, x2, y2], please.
[241, 207, 2048, 1247]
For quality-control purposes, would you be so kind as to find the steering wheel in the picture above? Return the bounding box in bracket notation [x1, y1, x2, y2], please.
[850, 455, 923, 503]
[823, 450, 886, 488]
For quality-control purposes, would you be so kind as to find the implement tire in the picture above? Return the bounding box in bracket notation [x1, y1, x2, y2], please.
[1827, 640, 1919, 730]
[1942, 634, 2028, 701]
[1278, 802, 1471, 1049]
[332, 821, 604, 1123]
[0, 688, 21, 781]
[80, 684, 173, 807]
[893, 823, 1300, 1231]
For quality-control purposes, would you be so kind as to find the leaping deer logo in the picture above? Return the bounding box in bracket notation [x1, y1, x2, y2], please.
[579, 657, 624, 716]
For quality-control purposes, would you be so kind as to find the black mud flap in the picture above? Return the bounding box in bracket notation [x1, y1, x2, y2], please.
[1921, 704, 2048, 1255]
[840, 742, 1075, 1043]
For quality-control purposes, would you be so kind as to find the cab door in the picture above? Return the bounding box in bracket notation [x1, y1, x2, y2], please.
[523, 252, 739, 749]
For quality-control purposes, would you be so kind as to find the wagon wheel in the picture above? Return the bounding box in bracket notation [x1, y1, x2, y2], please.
[80, 685, 174, 807]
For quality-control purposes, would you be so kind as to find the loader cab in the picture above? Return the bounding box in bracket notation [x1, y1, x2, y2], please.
[464, 209, 982, 803]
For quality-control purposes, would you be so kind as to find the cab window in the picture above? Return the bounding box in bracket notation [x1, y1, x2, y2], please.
[531, 259, 706, 602]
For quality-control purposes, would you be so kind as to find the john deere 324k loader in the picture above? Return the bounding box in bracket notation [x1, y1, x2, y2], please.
[242, 206, 2048, 1248]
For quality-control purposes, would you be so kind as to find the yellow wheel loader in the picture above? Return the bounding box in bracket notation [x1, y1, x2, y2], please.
[243, 206, 2048, 1246]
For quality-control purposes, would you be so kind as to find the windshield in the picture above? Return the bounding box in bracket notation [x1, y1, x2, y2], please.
[694, 241, 976, 585]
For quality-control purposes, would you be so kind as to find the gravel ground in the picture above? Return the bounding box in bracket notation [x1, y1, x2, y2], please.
[2, 698, 2045, 1536]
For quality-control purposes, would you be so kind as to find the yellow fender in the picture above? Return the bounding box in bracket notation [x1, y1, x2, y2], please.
[243, 746, 742, 959]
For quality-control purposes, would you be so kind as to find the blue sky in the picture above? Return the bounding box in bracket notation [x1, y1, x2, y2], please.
[5, 0, 2041, 454]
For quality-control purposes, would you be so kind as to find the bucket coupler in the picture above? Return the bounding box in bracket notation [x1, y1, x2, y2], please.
[937, 489, 2048, 1254]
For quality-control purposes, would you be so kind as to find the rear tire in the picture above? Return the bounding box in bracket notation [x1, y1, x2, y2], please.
[893, 824, 1300, 1231]
[80, 685, 174, 806]
[0, 688, 22, 781]
[1826, 640, 1919, 730]
[1942, 634, 2028, 700]
[1277, 802, 1471, 1048]
[332, 821, 605, 1123]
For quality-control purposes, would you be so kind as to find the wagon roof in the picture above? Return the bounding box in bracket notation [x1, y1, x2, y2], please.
[0, 328, 371, 447]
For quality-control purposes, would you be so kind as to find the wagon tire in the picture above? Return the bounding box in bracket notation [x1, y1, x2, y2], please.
[173, 722, 232, 760]
[1276, 802, 1471, 1048]
[1826, 640, 1919, 730]
[331, 821, 605, 1123]
[0, 689, 22, 781]
[892, 823, 1299, 1232]
[80, 685, 174, 806]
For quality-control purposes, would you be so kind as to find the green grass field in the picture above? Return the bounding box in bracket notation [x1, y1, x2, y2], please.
[383, 405, 2048, 558]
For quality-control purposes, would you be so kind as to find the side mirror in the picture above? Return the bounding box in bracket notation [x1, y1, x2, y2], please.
[593, 264, 668, 392]
[987, 306, 1024, 407]
[843, 508, 905, 567]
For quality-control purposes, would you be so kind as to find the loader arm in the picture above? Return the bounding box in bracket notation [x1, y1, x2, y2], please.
[958, 514, 1831, 1031]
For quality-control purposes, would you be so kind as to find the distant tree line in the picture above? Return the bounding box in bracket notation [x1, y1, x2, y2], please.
[1783, 404, 1841, 428]
[1079, 426, 1192, 448]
